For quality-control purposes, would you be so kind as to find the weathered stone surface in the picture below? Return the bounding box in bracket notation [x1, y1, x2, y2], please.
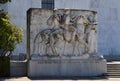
[28, 57, 107, 77]
[27, 8, 106, 77]
[27, 8, 97, 57]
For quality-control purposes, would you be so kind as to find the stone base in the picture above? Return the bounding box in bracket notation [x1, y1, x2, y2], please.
[28, 56, 107, 78]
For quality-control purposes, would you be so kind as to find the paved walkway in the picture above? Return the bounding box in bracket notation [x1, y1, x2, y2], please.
[0, 77, 120, 81]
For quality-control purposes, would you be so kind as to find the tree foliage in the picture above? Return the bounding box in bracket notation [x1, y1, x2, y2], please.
[0, 0, 11, 4]
[0, 11, 24, 56]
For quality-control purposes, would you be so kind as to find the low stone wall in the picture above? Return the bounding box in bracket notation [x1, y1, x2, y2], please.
[11, 53, 26, 61]
[10, 61, 27, 77]
[104, 55, 120, 62]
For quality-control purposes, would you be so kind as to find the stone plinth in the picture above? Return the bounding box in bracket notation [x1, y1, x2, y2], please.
[28, 56, 107, 77]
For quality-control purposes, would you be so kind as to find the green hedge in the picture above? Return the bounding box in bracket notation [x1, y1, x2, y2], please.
[0, 56, 10, 77]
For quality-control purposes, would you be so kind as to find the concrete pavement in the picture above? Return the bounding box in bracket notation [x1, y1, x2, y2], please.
[0, 77, 120, 81]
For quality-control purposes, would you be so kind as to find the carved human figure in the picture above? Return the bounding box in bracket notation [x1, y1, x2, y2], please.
[33, 10, 71, 56]
[84, 14, 97, 53]
[68, 15, 90, 55]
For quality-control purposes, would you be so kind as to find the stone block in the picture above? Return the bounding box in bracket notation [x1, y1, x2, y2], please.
[28, 57, 107, 77]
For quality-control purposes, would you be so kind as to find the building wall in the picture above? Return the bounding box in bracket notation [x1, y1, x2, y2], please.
[2, 0, 120, 57]
[55, 0, 91, 10]
[96, 0, 120, 55]
[5, 0, 41, 55]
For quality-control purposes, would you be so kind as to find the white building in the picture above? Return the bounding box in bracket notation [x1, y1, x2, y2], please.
[1, 0, 120, 61]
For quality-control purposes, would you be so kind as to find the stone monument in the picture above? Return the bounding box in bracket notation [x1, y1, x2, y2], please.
[27, 8, 107, 77]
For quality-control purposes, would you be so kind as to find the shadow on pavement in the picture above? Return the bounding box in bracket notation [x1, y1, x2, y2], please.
[29, 76, 108, 80]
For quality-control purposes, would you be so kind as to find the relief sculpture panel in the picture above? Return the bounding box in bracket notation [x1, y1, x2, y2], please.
[29, 9, 97, 57]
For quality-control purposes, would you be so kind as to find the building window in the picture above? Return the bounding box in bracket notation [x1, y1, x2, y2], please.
[42, 0, 54, 10]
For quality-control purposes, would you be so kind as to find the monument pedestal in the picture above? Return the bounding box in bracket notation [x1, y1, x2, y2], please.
[28, 56, 107, 78]
[27, 8, 107, 78]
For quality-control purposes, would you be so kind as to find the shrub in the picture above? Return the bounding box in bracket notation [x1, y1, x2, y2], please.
[0, 11, 23, 56]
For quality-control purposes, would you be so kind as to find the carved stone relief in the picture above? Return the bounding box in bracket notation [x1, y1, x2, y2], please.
[30, 9, 97, 57]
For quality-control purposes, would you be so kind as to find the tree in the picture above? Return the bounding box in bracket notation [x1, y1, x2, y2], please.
[0, 0, 11, 4]
[0, 1, 23, 77]
[0, 1, 23, 56]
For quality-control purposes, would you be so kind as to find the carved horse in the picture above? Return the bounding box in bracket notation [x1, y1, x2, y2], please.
[69, 15, 90, 54]
[33, 10, 69, 56]
[33, 10, 91, 56]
